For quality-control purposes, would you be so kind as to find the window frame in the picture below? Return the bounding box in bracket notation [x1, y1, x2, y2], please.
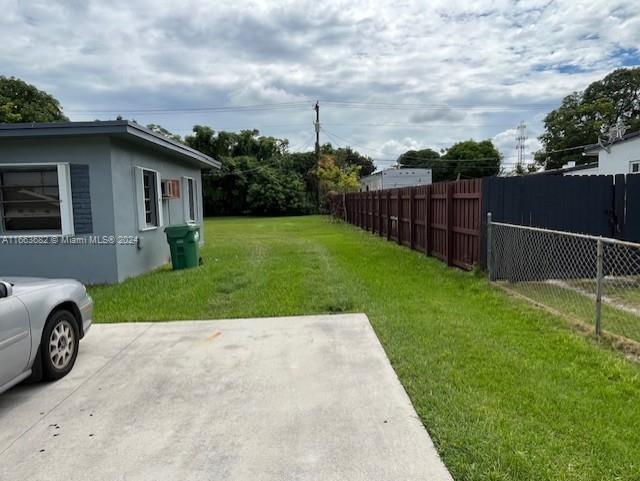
[182, 176, 197, 223]
[135, 167, 163, 231]
[0, 162, 74, 236]
[630, 160, 640, 174]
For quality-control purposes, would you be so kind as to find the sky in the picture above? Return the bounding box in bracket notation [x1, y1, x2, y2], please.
[2, 0, 639, 171]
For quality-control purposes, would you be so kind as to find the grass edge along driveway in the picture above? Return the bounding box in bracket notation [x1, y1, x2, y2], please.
[89, 216, 640, 481]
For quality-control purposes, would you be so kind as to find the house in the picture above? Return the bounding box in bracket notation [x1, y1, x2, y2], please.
[562, 130, 640, 176]
[538, 161, 600, 176]
[0, 121, 220, 284]
[360, 167, 432, 191]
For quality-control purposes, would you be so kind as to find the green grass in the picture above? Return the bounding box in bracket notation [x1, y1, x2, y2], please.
[89, 216, 640, 481]
[570, 277, 640, 311]
[502, 281, 640, 342]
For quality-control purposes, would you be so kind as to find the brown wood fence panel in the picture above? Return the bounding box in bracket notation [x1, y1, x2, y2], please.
[390, 190, 399, 241]
[451, 179, 482, 269]
[332, 178, 483, 270]
[414, 186, 427, 252]
[429, 182, 448, 263]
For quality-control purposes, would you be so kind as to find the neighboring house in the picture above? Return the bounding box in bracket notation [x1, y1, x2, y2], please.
[360, 168, 432, 191]
[561, 130, 640, 176]
[539, 161, 600, 176]
[0, 121, 220, 284]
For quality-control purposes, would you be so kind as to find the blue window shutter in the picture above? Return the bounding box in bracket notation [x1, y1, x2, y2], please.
[70, 164, 93, 234]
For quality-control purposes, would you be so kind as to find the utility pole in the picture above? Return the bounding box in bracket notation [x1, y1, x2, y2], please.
[314, 101, 321, 209]
[314, 101, 320, 161]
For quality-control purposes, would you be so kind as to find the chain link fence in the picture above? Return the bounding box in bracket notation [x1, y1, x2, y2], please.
[487, 215, 640, 346]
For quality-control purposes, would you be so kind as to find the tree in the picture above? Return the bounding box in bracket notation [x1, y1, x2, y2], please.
[185, 126, 287, 162]
[146, 124, 183, 143]
[201, 155, 312, 216]
[334, 147, 375, 176]
[184, 127, 316, 215]
[246, 167, 311, 215]
[397, 148, 441, 168]
[184, 127, 369, 215]
[397, 148, 449, 181]
[0, 76, 68, 123]
[396, 141, 499, 182]
[319, 144, 375, 177]
[442, 139, 501, 179]
[535, 67, 640, 170]
[281, 151, 318, 204]
[315, 153, 360, 211]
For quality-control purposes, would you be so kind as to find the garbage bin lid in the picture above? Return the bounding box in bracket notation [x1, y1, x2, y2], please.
[164, 223, 200, 235]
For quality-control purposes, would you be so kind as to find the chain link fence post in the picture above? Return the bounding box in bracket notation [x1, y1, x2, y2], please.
[595, 238, 603, 337]
[490, 221, 640, 344]
[487, 212, 495, 281]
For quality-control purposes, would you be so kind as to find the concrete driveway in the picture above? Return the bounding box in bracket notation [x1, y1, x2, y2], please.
[0, 314, 452, 481]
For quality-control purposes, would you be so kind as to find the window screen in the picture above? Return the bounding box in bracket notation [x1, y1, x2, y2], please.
[0, 167, 61, 232]
[187, 178, 195, 221]
[142, 170, 159, 227]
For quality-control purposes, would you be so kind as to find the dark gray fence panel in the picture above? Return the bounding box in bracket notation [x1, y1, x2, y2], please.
[624, 174, 640, 242]
[483, 174, 614, 238]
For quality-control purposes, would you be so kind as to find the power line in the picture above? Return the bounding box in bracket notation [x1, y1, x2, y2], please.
[288, 132, 317, 153]
[65, 101, 312, 114]
[539, 143, 595, 155]
[321, 127, 506, 164]
[203, 157, 288, 177]
[320, 100, 556, 111]
[321, 128, 344, 149]
[322, 122, 517, 128]
[65, 99, 559, 115]
[320, 127, 391, 157]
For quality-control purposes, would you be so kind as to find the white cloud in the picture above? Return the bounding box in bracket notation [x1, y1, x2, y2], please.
[379, 138, 426, 158]
[0, 0, 638, 157]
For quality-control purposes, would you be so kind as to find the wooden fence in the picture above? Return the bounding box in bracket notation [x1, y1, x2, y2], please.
[332, 178, 483, 270]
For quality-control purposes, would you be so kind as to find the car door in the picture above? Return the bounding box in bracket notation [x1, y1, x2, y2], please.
[0, 292, 31, 387]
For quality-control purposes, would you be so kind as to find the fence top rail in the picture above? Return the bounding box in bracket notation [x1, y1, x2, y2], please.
[490, 220, 640, 249]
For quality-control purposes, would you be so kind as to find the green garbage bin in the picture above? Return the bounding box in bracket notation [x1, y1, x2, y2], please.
[164, 223, 201, 270]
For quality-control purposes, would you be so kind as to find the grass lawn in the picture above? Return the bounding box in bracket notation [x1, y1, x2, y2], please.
[500, 281, 640, 342]
[89, 216, 640, 481]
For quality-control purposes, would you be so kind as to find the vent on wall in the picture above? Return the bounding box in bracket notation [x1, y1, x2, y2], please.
[161, 179, 180, 199]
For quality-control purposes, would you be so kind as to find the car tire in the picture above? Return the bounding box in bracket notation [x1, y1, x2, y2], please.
[41, 310, 80, 381]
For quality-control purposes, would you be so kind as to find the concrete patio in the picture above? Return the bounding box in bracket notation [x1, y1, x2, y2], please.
[0, 314, 452, 481]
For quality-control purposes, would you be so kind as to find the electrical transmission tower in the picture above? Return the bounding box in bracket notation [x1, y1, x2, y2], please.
[515, 121, 527, 170]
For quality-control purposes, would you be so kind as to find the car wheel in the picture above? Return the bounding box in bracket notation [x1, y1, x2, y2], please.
[41, 310, 80, 381]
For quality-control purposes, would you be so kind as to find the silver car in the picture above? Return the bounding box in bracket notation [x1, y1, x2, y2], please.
[0, 277, 93, 394]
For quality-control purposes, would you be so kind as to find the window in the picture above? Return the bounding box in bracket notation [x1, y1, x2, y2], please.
[143, 170, 158, 227]
[136, 167, 162, 230]
[183, 177, 196, 222]
[187, 178, 195, 221]
[0, 164, 74, 235]
[630, 161, 640, 174]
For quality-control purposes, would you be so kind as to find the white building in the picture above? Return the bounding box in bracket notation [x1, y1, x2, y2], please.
[563, 131, 640, 176]
[360, 168, 432, 191]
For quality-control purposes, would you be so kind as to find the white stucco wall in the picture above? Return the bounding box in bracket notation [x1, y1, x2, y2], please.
[568, 136, 640, 176]
[360, 168, 432, 191]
